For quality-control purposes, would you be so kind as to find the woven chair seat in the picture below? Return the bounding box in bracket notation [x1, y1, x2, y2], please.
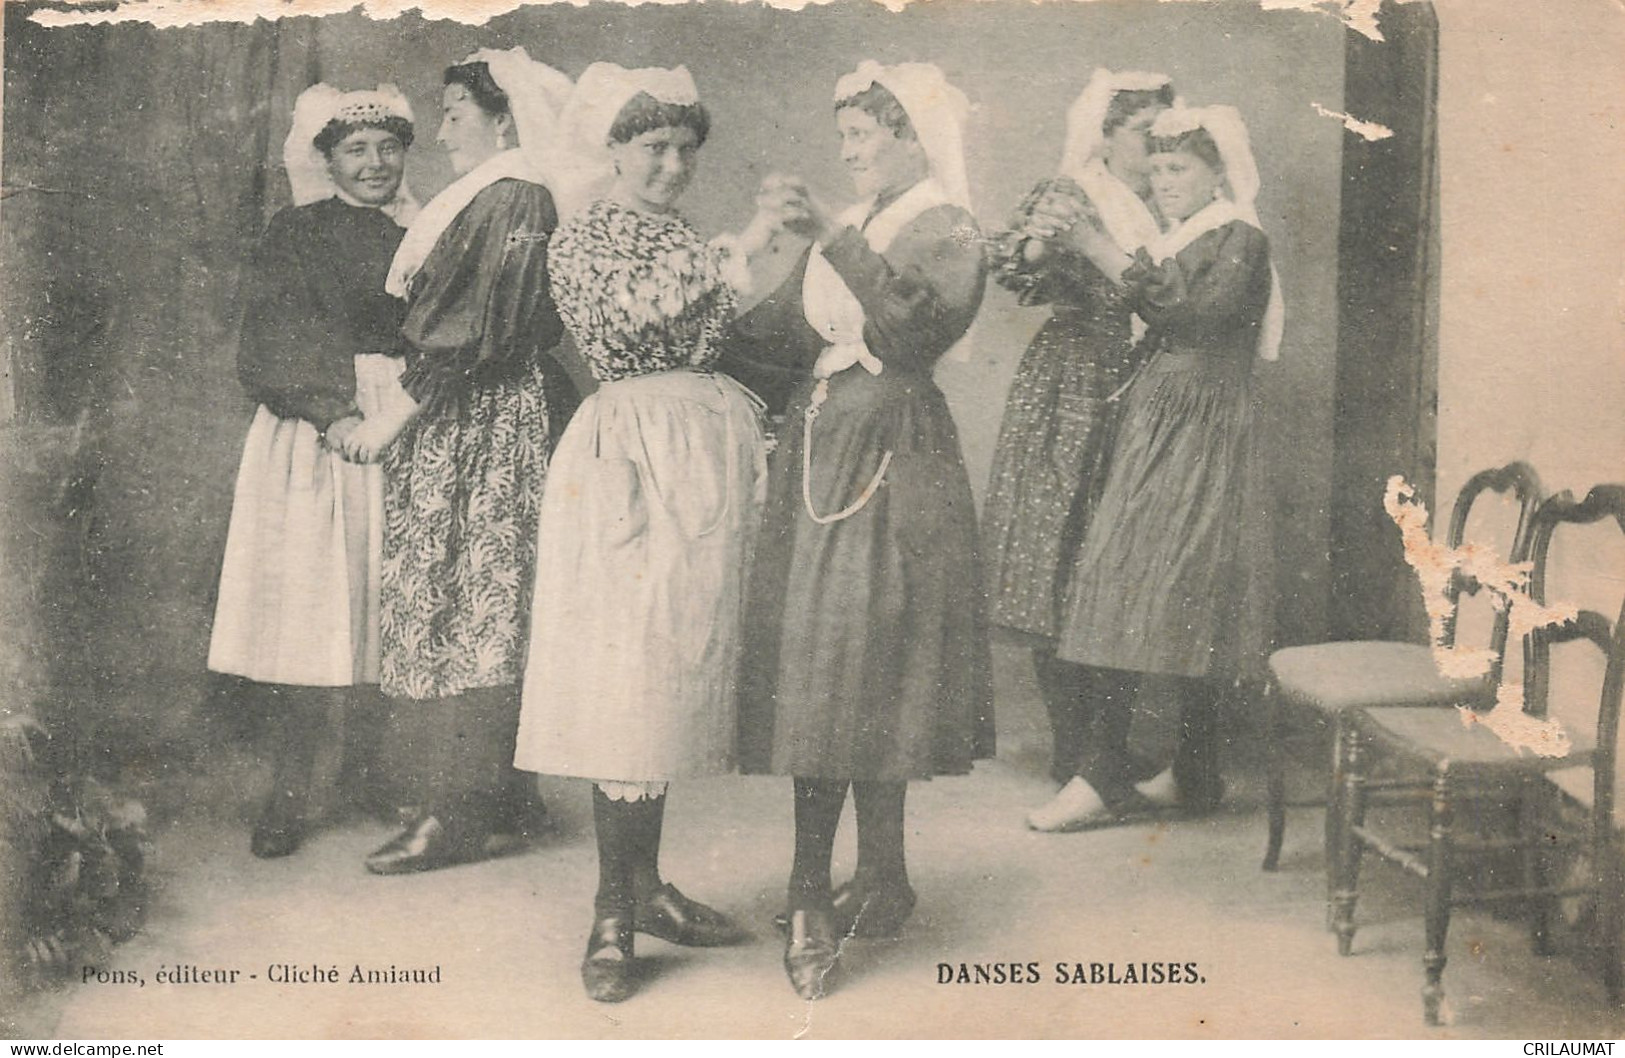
[1271, 642, 1493, 713]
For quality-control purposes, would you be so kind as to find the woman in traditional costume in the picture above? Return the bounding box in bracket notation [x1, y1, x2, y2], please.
[339, 48, 578, 875]
[208, 83, 417, 859]
[513, 63, 775, 1003]
[1036, 104, 1281, 831]
[980, 71, 1175, 805]
[727, 61, 992, 1000]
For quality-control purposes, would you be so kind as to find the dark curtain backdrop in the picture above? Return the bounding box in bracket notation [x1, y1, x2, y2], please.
[1330, 0, 1440, 641]
[0, 1, 1367, 781]
[2, 11, 283, 776]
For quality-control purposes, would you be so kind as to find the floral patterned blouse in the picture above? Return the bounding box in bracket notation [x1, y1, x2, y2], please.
[548, 198, 744, 383]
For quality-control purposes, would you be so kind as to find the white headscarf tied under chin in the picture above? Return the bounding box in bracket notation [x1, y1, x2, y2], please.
[553, 62, 702, 218]
[806, 60, 978, 370]
[284, 82, 419, 225]
[1057, 67, 1172, 182]
[384, 48, 573, 298]
[833, 60, 973, 212]
[1052, 68, 1171, 257]
[1144, 104, 1285, 362]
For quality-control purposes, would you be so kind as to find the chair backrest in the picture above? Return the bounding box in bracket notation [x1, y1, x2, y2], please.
[1440, 462, 1544, 675]
[1524, 484, 1625, 830]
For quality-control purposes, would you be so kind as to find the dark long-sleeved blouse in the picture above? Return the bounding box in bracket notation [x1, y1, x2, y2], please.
[397, 179, 567, 410]
[819, 209, 985, 369]
[236, 197, 405, 430]
[1123, 221, 1272, 364]
[717, 202, 985, 417]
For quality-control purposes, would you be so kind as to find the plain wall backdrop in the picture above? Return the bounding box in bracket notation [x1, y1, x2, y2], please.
[1434, 0, 1625, 763]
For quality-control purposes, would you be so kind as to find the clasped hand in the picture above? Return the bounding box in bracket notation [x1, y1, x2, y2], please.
[323, 404, 414, 464]
[1023, 181, 1104, 249]
[751, 173, 837, 245]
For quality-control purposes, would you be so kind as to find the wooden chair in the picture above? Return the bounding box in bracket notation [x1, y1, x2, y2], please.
[1329, 484, 1625, 1025]
[1261, 462, 1544, 872]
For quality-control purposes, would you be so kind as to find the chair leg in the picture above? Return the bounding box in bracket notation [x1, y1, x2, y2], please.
[1422, 767, 1455, 1027]
[1597, 821, 1623, 1006]
[1519, 780, 1556, 957]
[1262, 679, 1286, 872]
[1331, 729, 1367, 955]
[1324, 711, 1348, 928]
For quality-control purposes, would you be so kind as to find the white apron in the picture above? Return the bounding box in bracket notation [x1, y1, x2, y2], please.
[207, 354, 404, 687]
[515, 369, 767, 782]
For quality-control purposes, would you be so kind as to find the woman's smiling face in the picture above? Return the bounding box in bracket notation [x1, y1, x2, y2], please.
[325, 127, 407, 206]
[1149, 145, 1224, 223]
[610, 125, 701, 213]
[836, 106, 925, 201]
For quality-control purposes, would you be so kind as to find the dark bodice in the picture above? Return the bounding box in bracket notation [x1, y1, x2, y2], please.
[237, 197, 406, 429]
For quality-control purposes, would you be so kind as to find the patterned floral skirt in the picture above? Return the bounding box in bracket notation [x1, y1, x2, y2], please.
[981, 306, 1137, 640]
[380, 360, 551, 702]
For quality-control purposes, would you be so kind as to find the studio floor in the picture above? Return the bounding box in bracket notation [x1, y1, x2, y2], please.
[9, 646, 1625, 1040]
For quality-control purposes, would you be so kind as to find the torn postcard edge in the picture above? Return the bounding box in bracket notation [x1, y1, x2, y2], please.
[1310, 102, 1395, 141]
[1263, 0, 1383, 42]
[1384, 475, 1578, 758]
[28, 0, 1402, 35]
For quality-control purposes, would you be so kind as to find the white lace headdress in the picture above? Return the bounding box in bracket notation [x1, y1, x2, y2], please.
[832, 60, 973, 212]
[283, 83, 419, 224]
[553, 62, 701, 216]
[1146, 104, 1285, 361]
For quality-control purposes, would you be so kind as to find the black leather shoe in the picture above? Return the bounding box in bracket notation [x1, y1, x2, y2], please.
[636, 883, 751, 947]
[364, 815, 486, 875]
[773, 879, 917, 939]
[831, 879, 916, 939]
[783, 907, 841, 1000]
[250, 793, 306, 860]
[250, 813, 305, 860]
[581, 915, 636, 1003]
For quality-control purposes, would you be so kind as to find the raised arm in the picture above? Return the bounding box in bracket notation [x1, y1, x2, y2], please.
[817, 204, 986, 369]
[1125, 222, 1271, 339]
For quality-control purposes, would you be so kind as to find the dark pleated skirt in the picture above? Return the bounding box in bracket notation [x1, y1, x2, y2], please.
[1057, 348, 1269, 679]
[739, 368, 995, 781]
